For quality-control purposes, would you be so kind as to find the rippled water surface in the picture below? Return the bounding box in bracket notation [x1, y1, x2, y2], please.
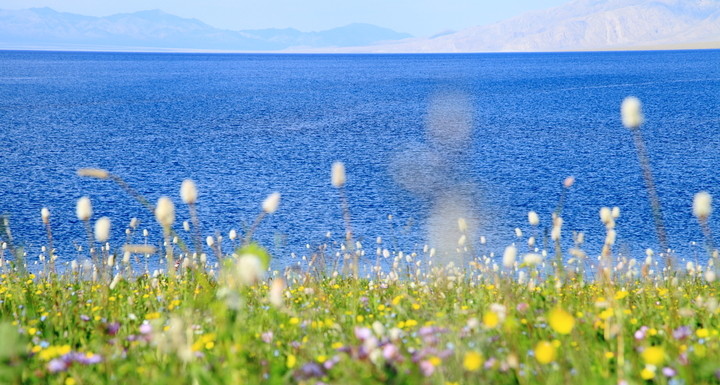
[1, 50, 719, 267]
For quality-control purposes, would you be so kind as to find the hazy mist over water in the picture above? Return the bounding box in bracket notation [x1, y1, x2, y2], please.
[1, 50, 719, 269]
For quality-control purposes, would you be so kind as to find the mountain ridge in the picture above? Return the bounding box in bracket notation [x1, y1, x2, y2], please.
[350, 0, 720, 52]
[1, 1, 719, 52]
[0, 7, 412, 51]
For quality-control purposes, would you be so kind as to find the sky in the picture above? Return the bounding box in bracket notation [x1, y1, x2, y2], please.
[0, 0, 570, 36]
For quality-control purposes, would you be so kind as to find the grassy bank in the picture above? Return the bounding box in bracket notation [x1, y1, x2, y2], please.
[0, 262, 718, 384]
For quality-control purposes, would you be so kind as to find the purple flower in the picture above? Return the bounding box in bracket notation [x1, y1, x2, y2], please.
[355, 327, 372, 341]
[47, 359, 68, 373]
[323, 355, 341, 370]
[634, 326, 649, 340]
[383, 344, 399, 361]
[261, 331, 274, 343]
[106, 322, 121, 336]
[80, 315, 90, 322]
[139, 322, 152, 335]
[672, 326, 691, 340]
[662, 367, 677, 377]
[419, 360, 435, 377]
[293, 362, 325, 381]
[64, 352, 102, 365]
[516, 303, 529, 313]
[484, 357, 497, 369]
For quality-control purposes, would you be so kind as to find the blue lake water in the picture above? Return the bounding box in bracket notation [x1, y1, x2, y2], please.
[1, 50, 719, 269]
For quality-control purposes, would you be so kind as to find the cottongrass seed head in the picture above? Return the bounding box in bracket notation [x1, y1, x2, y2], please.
[331, 161, 346, 188]
[621, 96, 644, 129]
[76, 196, 93, 221]
[180, 179, 198, 205]
[262, 192, 281, 214]
[155, 197, 175, 228]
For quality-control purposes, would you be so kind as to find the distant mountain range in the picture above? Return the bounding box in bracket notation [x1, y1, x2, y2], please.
[356, 0, 720, 52]
[0, 7, 412, 51]
[1, 1, 720, 52]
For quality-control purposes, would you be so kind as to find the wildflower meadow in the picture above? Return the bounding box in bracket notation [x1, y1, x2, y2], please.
[1, 97, 719, 384]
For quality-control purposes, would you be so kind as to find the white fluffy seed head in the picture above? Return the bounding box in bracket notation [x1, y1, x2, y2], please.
[41, 207, 50, 224]
[229, 229, 237, 240]
[76, 196, 93, 221]
[705, 270, 716, 283]
[262, 192, 281, 214]
[621, 96, 644, 129]
[155, 196, 175, 228]
[180, 179, 198, 204]
[599, 207, 612, 224]
[206, 236, 214, 247]
[237, 254, 265, 285]
[528, 211, 539, 226]
[269, 278, 285, 307]
[458, 218, 467, 232]
[77, 168, 110, 180]
[109, 273, 122, 290]
[94, 217, 111, 243]
[503, 245, 517, 268]
[693, 191, 712, 220]
[523, 253, 543, 266]
[331, 161, 346, 188]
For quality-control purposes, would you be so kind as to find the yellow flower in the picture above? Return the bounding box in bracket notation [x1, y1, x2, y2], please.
[289, 317, 300, 325]
[614, 290, 629, 300]
[286, 354, 297, 369]
[145, 312, 161, 320]
[463, 351, 484, 371]
[534, 341, 557, 364]
[599, 308, 614, 320]
[641, 367, 655, 380]
[641, 346, 664, 366]
[548, 308, 575, 335]
[483, 311, 499, 329]
[696, 328, 709, 338]
[38, 345, 71, 361]
[65, 378, 77, 385]
[428, 356, 442, 366]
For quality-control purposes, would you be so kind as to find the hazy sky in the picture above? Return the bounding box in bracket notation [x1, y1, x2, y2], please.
[0, 0, 570, 36]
